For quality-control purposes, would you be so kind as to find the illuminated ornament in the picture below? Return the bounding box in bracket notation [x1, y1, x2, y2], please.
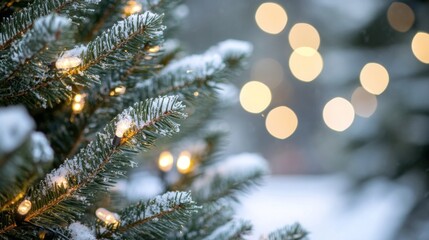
[176, 151, 193, 174]
[113, 118, 132, 146]
[52, 176, 68, 188]
[123, 0, 142, 16]
[55, 56, 82, 70]
[158, 151, 174, 172]
[17, 199, 32, 215]
[96, 208, 119, 225]
[148, 45, 160, 53]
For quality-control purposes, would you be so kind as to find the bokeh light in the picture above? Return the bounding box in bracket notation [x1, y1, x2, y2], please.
[265, 106, 298, 139]
[240, 81, 272, 113]
[323, 97, 355, 132]
[158, 151, 174, 172]
[359, 63, 389, 95]
[251, 58, 284, 88]
[289, 47, 323, 82]
[387, 2, 415, 33]
[255, 2, 288, 34]
[411, 32, 429, 64]
[176, 151, 192, 174]
[351, 87, 378, 118]
[289, 23, 320, 50]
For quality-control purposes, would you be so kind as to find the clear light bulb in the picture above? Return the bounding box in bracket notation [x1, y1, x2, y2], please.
[55, 56, 82, 70]
[176, 151, 192, 174]
[115, 119, 132, 138]
[17, 199, 32, 215]
[96, 208, 119, 225]
[158, 151, 174, 172]
[148, 45, 160, 53]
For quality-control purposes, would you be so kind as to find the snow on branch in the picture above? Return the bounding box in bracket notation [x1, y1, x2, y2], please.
[10, 14, 71, 64]
[99, 191, 199, 239]
[71, 11, 165, 75]
[0, 106, 34, 155]
[267, 223, 309, 240]
[205, 219, 252, 240]
[0, 96, 187, 232]
[191, 153, 269, 203]
[206, 39, 253, 62]
[0, 0, 97, 50]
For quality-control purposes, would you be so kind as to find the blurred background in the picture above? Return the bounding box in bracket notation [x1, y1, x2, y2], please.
[172, 0, 429, 239]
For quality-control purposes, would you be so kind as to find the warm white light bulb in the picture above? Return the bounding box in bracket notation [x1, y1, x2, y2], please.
[176, 151, 192, 174]
[17, 199, 32, 215]
[96, 208, 119, 225]
[114, 86, 126, 95]
[158, 151, 174, 172]
[148, 45, 160, 53]
[72, 102, 84, 113]
[123, 0, 142, 16]
[55, 56, 82, 70]
[115, 119, 132, 138]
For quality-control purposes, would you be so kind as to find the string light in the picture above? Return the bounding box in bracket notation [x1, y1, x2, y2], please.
[176, 151, 193, 174]
[123, 0, 142, 16]
[17, 199, 32, 215]
[96, 208, 119, 226]
[72, 93, 86, 113]
[158, 151, 174, 172]
[55, 56, 82, 70]
[148, 45, 160, 53]
[113, 118, 132, 146]
[110, 86, 127, 96]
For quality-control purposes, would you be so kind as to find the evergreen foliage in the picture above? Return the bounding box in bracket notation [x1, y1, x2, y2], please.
[0, 0, 305, 239]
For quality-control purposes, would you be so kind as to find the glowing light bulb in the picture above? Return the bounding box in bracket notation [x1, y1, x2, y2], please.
[96, 208, 119, 225]
[55, 56, 82, 70]
[72, 102, 84, 113]
[148, 46, 160, 53]
[115, 119, 132, 138]
[123, 0, 142, 16]
[193, 91, 199, 97]
[158, 151, 174, 172]
[323, 97, 355, 132]
[176, 151, 192, 174]
[17, 199, 32, 215]
[74, 94, 83, 102]
[114, 86, 126, 95]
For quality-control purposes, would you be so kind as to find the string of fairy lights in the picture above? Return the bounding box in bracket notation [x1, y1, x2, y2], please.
[11, 1, 167, 232]
[241, 1, 429, 140]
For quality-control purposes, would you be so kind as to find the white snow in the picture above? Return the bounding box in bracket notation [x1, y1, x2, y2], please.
[192, 153, 269, 194]
[46, 166, 69, 187]
[60, 45, 87, 59]
[161, 53, 224, 79]
[205, 219, 251, 240]
[141, 191, 193, 218]
[207, 39, 253, 60]
[0, 106, 35, 154]
[68, 222, 96, 240]
[31, 132, 54, 163]
[173, 4, 190, 19]
[237, 175, 416, 240]
[11, 14, 71, 63]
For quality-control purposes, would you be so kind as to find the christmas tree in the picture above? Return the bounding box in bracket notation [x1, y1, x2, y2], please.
[0, 0, 308, 239]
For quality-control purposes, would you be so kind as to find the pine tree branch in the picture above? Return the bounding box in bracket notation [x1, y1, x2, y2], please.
[99, 191, 199, 239]
[267, 223, 309, 240]
[0, 0, 89, 50]
[205, 219, 252, 240]
[0, 96, 186, 233]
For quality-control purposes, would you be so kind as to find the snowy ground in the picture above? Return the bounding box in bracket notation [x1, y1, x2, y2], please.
[236, 175, 416, 240]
